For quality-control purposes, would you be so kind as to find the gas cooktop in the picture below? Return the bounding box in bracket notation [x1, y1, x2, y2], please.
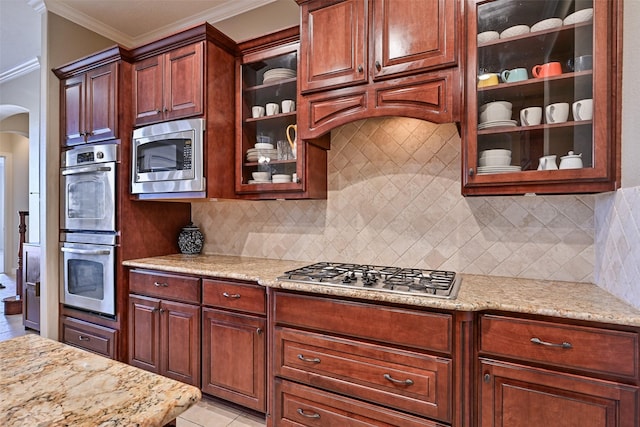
[277, 262, 461, 299]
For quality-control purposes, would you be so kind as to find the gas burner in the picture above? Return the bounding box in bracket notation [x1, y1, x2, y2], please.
[278, 262, 461, 299]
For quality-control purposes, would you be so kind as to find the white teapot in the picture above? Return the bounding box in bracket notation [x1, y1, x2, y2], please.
[559, 151, 583, 169]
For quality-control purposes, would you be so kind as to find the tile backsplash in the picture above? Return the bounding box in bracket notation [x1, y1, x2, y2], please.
[595, 187, 640, 309]
[193, 117, 595, 283]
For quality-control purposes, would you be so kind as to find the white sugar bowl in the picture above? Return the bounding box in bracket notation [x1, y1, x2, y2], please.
[559, 151, 583, 169]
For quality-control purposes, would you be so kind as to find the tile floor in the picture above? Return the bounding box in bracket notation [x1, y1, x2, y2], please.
[0, 273, 266, 427]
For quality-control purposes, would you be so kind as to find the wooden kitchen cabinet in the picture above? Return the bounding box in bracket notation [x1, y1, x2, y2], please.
[21, 243, 40, 331]
[133, 42, 203, 125]
[462, 0, 622, 195]
[478, 314, 640, 426]
[201, 279, 266, 412]
[236, 27, 329, 200]
[58, 60, 119, 146]
[128, 270, 201, 386]
[296, 0, 460, 138]
[61, 316, 117, 359]
[271, 291, 470, 426]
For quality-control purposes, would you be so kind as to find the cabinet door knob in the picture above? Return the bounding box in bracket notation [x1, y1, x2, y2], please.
[375, 60, 381, 71]
[484, 373, 491, 383]
[256, 328, 263, 335]
[469, 168, 474, 176]
[357, 64, 363, 73]
[163, 107, 169, 113]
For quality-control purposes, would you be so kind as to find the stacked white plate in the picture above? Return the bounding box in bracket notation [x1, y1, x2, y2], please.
[272, 174, 292, 183]
[263, 68, 296, 84]
[478, 120, 517, 129]
[248, 179, 271, 184]
[247, 148, 277, 162]
[477, 165, 522, 174]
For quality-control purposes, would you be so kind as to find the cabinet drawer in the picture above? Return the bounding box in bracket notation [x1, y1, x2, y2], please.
[275, 379, 445, 427]
[61, 316, 116, 359]
[479, 315, 640, 379]
[275, 327, 451, 421]
[202, 279, 265, 315]
[273, 292, 452, 353]
[129, 269, 200, 304]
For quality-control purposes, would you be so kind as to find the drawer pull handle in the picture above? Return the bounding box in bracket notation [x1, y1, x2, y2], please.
[297, 354, 321, 363]
[297, 408, 320, 419]
[78, 335, 90, 341]
[384, 373, 414, 386]
[223, 292, 241, 299]
[153, 282, 168, 287]
[530, 337, 572, 349]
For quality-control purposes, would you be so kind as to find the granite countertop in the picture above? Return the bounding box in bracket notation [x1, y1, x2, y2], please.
[123, 254, 640, 327]
[0, 334, 201, 427]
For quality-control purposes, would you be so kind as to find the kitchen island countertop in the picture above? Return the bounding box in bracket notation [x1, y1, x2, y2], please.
[0, 334, 201, 427]
[123, 254, 640, 327]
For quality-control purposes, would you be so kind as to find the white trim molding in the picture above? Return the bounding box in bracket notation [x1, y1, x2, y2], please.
[0, 57, 41, 85]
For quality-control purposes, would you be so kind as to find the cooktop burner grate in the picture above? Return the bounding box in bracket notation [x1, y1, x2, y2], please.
[278, 262, 461, 299]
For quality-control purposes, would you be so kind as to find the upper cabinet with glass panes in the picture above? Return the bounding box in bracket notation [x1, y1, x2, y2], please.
[462, 0, 621, 196]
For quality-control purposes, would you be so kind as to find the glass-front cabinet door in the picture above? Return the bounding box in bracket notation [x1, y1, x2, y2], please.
[462, 0, 621, 196]
[237, 44, 301, 194]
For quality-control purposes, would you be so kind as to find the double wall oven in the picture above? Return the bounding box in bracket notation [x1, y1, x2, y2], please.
[60, 143, 118, 316]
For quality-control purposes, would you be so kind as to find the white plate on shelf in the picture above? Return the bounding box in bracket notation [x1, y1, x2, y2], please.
[563, 8, 593, 25]
[263, 68, 296, 84]
[248, 179, 271, 184]
[477, 165, 522, 174]
[478, 119, 517, 129]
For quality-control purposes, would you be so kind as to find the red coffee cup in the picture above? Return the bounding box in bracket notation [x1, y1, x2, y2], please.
[532, 61, 562, 78]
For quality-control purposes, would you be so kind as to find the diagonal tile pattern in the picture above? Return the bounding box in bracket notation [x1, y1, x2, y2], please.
[595, 187, 640, 309]
[193, 117, 595, 283]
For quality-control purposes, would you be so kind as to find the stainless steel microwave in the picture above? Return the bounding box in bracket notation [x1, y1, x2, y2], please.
[131, 118, 206, 194]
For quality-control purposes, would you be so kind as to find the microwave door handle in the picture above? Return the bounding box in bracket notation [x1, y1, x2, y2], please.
[61, 247, 111, 255]
[61, 166, 112, 176]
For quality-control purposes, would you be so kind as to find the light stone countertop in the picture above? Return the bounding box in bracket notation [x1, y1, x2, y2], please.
[0, 334, 201, 427]
[123, 254, 640, 327]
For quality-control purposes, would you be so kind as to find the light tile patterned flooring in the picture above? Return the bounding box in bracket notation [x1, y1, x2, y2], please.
[0, 273, 266, 427]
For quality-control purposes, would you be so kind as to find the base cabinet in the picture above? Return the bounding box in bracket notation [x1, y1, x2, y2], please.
[479, 360, 638, 427]
[61, 316, 117, 359]
[128, 269, 201, 386]
[201, 279, 267, 412]
[478, 314, 640, 427]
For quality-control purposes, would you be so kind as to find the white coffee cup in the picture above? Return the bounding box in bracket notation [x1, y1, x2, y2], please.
[281, 99, 295, 113]
[266, 103, 279, 116]
[520, 107, 542, 126]
[545, 102, 569, 124]
[251, 105, 265, 118]
[572, 98, 593, 121]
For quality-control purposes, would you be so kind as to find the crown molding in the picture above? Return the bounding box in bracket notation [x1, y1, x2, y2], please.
[0, 57, 41, 85]
[43, 0, 277, 48]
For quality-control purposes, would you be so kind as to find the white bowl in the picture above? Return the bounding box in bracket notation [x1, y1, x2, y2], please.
[531, 18, 563, 32]
[479, 156, 511, 167]
[254, 143, 274, 150]
[500, 25, 530, 39]
[477, 31, 499, 44]
[252, 172, 270, 181]
[479, 101, 513, 113]
[480, 149, 512, 158]
[564, 8, 593, 25]
[480, 109, 512, 123]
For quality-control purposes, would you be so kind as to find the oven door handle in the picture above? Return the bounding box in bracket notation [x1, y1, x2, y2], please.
[61, 247, 111, 255]
[61, 165, 112, 176]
